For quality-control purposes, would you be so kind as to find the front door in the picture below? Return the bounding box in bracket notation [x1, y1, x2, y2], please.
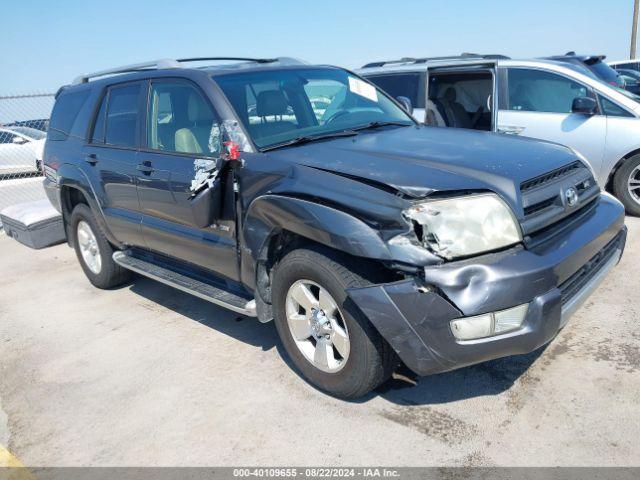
[496, 67, 607, 174]
[136, 79, 238, 280]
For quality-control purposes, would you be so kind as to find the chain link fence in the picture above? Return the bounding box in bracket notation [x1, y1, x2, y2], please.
[0, 93, 55, 226]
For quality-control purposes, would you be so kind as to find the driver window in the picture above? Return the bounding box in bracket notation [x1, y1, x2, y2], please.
[147, 81, 221, 156]
[506, 69, 594, 114]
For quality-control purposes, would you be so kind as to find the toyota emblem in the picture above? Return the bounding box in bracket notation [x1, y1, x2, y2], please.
[565, 187, 578, 207]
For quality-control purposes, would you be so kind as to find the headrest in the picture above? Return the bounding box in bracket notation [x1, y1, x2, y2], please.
[256, 90, 289, 117]
[443, 87, 457, 102]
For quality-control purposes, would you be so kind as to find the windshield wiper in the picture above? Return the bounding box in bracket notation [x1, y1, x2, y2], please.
[262, 130, 358, 151]
[351, 121, 414, 132]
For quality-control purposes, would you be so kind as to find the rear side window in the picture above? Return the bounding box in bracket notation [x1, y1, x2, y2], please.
[105, 84, 141, 148]
[367, 74, 422, 108]
[49, 90, 90, 141]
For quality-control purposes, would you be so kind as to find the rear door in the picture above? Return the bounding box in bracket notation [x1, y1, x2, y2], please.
[84, 82, 146, 246]
[136, 78, 238, 280]
[496, 67, 606, 172]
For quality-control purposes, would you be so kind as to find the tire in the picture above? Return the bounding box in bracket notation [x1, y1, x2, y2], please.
[69, 203, 131, 289]
[272, 246, 396, 399]
[613, 154, 640, 216]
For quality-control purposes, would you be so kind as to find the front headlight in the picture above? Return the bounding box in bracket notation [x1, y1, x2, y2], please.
[405, 193, 522, 260]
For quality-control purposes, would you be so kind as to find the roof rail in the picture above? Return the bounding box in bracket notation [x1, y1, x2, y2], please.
[361, 53, 510, 68]
[72, 57, 304, 85]
[72, 58, 182, 85]
[176, 57, 278, 64]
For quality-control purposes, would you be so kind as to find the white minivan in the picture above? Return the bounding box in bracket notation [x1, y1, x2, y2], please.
[359, 55, 640, 215]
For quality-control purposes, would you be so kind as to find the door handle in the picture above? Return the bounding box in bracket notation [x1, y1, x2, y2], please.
[498, 125, 526, 135]
[136, 161, 154, 174]
[84, 153, 98, 165]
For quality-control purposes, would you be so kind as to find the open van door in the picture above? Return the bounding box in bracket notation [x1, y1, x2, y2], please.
[425, 59, 498, 131]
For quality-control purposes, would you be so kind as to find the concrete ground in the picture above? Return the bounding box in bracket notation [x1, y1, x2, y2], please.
[0, 218, 638, 467]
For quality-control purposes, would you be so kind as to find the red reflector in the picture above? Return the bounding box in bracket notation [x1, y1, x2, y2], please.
[224, 141, 241, 160]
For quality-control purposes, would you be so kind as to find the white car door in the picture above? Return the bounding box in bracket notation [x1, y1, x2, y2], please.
[496, 67, 607, 176]
[0, 130, 38, 174]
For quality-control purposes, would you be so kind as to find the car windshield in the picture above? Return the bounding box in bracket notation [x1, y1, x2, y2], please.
[214, 67, 415, 149]
[8, 126, 46, 140]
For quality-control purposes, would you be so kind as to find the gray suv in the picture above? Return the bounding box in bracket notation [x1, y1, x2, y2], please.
[43, 57, 626, 398]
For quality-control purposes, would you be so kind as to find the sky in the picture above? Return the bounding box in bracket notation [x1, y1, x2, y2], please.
[0, 0, 637, 93]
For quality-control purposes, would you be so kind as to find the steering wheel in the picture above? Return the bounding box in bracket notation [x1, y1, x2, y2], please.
[325, 110, 352, 125]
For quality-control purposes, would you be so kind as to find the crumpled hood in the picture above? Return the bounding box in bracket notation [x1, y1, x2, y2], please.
[273, 125, 578, 215]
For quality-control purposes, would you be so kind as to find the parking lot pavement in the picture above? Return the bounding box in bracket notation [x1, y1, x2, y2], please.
[0, 218, 638, 467]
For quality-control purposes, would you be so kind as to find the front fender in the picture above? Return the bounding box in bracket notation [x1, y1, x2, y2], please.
[240, 195, 393, 289]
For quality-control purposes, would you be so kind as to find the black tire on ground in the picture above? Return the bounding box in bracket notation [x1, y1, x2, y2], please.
[613, 154, 640, 216]
[69, 203, 131, 289]
[272, 246, 397, 399]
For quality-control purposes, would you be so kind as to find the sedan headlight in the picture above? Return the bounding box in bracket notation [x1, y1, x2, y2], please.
[405, 193, 522, 260]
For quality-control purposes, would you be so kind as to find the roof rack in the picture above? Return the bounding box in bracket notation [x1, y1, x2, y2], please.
[72, 57, 299, 85]
[361, 53, 510, 68]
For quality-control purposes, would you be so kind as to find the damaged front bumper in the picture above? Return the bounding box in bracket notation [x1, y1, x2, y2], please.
[348, 194, 627, 376]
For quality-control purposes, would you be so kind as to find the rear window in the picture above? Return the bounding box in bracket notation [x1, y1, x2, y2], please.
[367, 73, 423, 108]
[588, 62, 623, 87]
[48, 90, 90, 141]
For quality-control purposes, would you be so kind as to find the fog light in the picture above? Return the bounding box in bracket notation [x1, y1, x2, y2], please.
[450, 304, 528, 341]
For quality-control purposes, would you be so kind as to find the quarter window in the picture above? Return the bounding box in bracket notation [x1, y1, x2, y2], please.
[506, 69, 594, 114]
[599, 96, 634, 117]
[105, 84, 141, 148]
[48, 89, 90, 141]
[147, 81, 220, 156]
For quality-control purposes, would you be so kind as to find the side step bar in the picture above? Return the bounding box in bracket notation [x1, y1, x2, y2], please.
[112, 251, 257, 317]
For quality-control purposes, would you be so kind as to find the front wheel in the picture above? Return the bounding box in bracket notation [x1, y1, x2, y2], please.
[272, 247, 396, 399]
[613, 154, 640, 216]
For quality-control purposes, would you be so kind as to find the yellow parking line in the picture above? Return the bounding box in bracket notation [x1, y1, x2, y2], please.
[0, 445, 37, 479]
[0, 445, 23, 468]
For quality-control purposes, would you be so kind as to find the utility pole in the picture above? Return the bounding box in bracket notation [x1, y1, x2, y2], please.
[632, 0, 639, 59]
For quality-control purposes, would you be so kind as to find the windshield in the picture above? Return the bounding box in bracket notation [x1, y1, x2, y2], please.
[8, 126, 46, 140]
[214, 67, 414, 149]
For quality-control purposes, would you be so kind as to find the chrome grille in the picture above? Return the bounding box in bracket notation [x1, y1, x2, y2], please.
[520, 161, 600, 238]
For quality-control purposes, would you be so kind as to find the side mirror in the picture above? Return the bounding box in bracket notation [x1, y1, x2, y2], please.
[396, 96, 413, 115]
[12, 136, 27, 145]
[572, 96, 597, 115]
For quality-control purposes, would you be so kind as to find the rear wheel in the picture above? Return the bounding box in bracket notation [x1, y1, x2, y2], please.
[613, 154, 640, 216]
[272, 247, 396, 399]
[69, 204, 131, 289]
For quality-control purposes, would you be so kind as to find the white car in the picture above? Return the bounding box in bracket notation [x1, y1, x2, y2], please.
[359, 55, 640, 215]
[0, 126, 46, 176]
